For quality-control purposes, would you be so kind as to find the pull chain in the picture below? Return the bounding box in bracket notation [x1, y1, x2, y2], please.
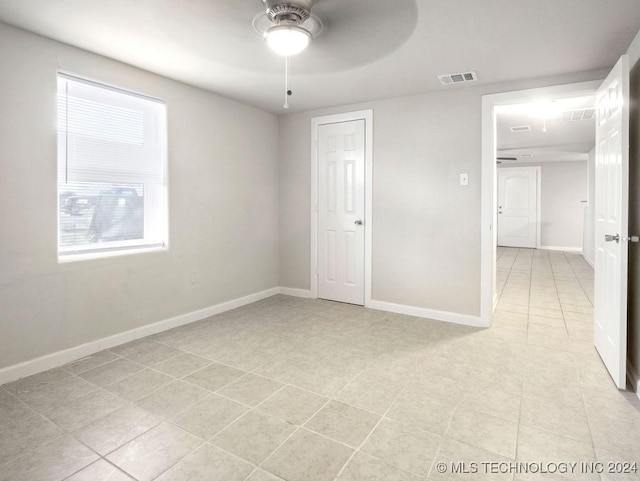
[284, 56, 290, 109]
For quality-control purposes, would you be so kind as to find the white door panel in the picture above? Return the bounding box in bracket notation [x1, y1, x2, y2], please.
[497, 167, 538, 248]
[594, 55, 629, 389]
[318, 120, 365, 305]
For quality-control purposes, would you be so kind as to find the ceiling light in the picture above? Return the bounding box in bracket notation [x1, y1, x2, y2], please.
[534, 101, 561, 120]
[265, 24, 311, 56]
[255, 1, 322, 108]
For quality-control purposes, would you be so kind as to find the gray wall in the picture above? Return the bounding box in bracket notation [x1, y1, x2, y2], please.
[279, 70, 607, 317]
[499, 161, 588, 250]
[583, 148, 596, 265]
[0, 19, 631, 373]
[0, 23, 279, 370]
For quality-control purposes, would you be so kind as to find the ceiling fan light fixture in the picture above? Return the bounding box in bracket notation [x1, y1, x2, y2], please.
[264, 24, 311, 56]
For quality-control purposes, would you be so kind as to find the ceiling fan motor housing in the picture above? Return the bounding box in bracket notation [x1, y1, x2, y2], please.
[263, 0, 315, 24]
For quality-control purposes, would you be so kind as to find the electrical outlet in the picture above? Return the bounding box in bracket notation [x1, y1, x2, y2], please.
[190, 270, 200, 285]
[460, 173, 469, 186]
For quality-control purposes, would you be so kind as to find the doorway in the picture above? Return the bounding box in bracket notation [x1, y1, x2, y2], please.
[481, 80, 600, 322]
[310, 110, 373, 306]
[482, 58, 631, 389]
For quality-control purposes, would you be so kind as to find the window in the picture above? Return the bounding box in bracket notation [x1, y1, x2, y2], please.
[57, 74, 167, 259]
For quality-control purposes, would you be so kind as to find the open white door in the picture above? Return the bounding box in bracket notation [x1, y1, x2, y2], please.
[594, 55, 629, 389]
[317, 120, 366, 305]
[497, 167, 538, 248]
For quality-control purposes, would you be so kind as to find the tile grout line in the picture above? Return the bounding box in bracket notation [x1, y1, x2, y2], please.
[514, 248, 535, 474]
[8, 304, 415, 478]
[29, 356, 257, 480]
[240, 394, 336, 481]
[331, 362, 433, 480]
[3, 287, 614, 481]
[562, 254, 603, 481]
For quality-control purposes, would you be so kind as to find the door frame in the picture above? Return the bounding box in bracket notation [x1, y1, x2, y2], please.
[481, 80, 600, 325]
[310, 110, 373, 305]
[496, 165, 542, 249]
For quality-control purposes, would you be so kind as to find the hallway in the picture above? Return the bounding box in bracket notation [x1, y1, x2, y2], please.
[495, 248, 594, 347]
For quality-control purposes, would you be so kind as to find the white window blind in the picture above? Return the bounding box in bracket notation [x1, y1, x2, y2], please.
[57, 74, 167, 258]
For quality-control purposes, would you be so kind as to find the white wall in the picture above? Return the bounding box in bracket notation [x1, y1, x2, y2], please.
[499, 161, 588, 250]
[582, 148, 596, 264]
[0, 23, 279, 370]
[279, 70, 607, 318]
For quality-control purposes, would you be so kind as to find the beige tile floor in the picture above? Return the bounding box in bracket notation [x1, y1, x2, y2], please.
[1, 247, 639, 481]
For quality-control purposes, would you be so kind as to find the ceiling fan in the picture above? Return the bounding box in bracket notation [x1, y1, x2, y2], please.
[252, 0, 324, 108]
[252, 0, 417, 108]
[254, 0, 324, 57]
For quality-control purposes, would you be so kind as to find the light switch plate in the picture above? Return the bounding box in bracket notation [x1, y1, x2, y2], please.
[460, 173, 469, 186]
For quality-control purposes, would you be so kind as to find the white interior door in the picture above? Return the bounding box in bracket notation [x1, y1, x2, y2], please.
[594, 55, 629, 389]
[317, 120, 365, 305]
[497, 167, 538, 248]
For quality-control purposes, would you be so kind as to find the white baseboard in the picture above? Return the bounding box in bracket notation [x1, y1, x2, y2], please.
[367, 299, 487, 328]
[277, 288, 487, 328]
[0, 287, 279, 386]
[278, 287, 313, 298]
[582, 254, 595, 268]
[627, 359, 640, 400]
[539, 246, 583, 252]
[0, 286, 489, 386]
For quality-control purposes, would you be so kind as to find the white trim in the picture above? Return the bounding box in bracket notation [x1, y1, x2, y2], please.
[0, 287, 279, 386]
[481, 80, 601, 327]
[534, 166, 542, 248]
[582, 254, 595, 268]
[57, 71, 164, 103]
[539, 246, 584, 252]
[368, 300, 487, 328]
[627, 360, 640, 400]
[277, 287, 486, 328]
[481, 93, 497, 327]
[58, 245, 167, 263]
[278, 287, 487, 328]
[310, 109, 374, 307]
[278, 287, 314, 298]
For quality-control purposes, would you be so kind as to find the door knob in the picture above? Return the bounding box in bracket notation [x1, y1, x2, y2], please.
[605, 234, 620, 243]
[354, 219, 363, 225]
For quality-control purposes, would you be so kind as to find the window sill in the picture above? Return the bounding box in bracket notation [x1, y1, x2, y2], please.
[58, 244, 167, 263]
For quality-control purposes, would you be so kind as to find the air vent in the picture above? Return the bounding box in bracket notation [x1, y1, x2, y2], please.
[548, 108, 595, 123]
[510, 125, 531, 133]
[438, 70, 477, 85]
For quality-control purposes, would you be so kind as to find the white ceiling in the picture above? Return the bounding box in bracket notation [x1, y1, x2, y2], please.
[0, 0, 639, 113]
[497, 95, 595, 164]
